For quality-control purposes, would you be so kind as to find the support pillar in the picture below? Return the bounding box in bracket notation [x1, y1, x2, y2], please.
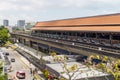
[84, 32, 87, 38]
[96, 33, 99, 43]
[29, 41, 32, 48]
[37, 42, 39, 51]
[110, 33, 113, 46]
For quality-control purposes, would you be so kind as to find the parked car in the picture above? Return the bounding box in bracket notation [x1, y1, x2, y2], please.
[16, 70, 26, 79]
[11, 58, 15, 62]
[5, 52, 9, 56]
[91, 59, 102, 64]
[76, 56, 88, 62]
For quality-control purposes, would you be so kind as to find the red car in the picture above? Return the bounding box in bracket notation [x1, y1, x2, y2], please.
[16, 70, 26, 79]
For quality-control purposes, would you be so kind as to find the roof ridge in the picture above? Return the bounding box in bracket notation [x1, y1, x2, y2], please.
[38, 13, 120, 23]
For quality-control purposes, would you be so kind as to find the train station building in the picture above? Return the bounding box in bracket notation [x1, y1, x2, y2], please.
[10, 13, 120, 80]
[11, 13, 120, 58]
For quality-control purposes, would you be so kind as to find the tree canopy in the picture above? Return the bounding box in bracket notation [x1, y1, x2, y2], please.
[0, 26, 9, 46]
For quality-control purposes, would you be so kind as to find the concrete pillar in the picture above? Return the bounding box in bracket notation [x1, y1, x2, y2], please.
[23, 39, 26, 45]
[22, 39, 24, 44]
[37, 42, 39, 51]
[96, 33, 98, 39]
[84, 32, 87, 38]
[18, 38, 21, 43]
[110, 33, 113, 46]
[95, 33, 100, 43]
[29, 41, 32, 48]
[19, 37, 22, 43]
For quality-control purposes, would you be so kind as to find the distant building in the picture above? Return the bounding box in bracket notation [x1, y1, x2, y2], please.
[17, 20, 25, 28]
[3, 20, 9, 26]
[25, 22, 35, 30]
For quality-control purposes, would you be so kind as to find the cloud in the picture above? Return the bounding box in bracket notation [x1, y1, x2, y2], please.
[0, 0, 120, 25]
[59, 0, 120, 8]
[60, 0, 90, 7]
[0, 0, 52, 25]
[0, 1, 16, 10]
[0, 0, 51, 11]
[0, 0, 120, 13]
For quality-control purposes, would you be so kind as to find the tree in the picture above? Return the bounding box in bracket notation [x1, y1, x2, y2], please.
[49, 52, 119, 80]
[50, 51, 57, 57]
[0, 26, 9, 46]
[89, 55, 120, 80]
[0, 61, 6, 80]
[51, 52, 88, 80]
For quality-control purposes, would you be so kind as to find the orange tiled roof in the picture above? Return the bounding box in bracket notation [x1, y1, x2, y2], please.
[31, 26, 120, 32]
[32, 13, 120, 32]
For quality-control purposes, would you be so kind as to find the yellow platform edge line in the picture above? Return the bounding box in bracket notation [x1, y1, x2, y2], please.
[34, 73, 42, 80]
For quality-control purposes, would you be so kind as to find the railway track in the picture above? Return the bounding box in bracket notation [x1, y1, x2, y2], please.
[27, 34, 120, 57]
[35, 37, 120, 58]
[15, 48, 60, 77]
[15, 33, 120, 58]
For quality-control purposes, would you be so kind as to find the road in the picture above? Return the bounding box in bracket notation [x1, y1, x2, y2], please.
[2, 47, 35, 80]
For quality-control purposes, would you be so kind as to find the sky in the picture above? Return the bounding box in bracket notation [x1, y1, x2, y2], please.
[0, 0, 120, 26]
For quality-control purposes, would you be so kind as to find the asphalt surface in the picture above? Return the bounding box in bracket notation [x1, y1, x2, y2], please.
[2, 47, 35, 80]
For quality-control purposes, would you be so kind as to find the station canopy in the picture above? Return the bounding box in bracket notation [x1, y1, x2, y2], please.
[31, 13, 120, 32]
